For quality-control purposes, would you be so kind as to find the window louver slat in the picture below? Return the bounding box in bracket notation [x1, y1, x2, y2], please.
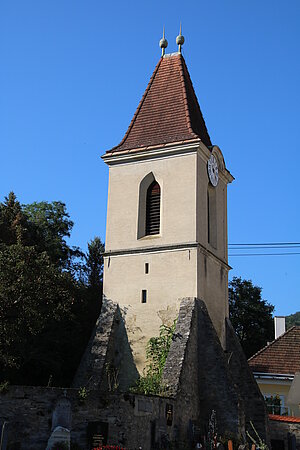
[146, 181, 160, 235]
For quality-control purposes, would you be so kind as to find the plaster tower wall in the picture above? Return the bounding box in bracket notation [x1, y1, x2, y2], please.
[104, 151, 199, 370]
[103, 145, 232, 371]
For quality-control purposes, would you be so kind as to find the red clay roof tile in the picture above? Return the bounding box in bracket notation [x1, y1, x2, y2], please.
[248, 326, 300, 375]
[107, 53, 212, 154]
[269, 414, 300, 423]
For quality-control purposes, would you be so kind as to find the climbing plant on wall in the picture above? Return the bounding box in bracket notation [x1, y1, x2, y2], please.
[132, 320, 177, 395]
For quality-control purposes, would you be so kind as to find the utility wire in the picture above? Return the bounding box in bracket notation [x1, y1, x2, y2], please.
[229, 242, 300, 246]
[228, 242, 300, 256]
[229, 252, 300, 257]
[229, 246, 300, 250]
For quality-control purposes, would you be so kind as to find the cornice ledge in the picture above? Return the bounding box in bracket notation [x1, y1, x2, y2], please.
[104, 242, 198, 257]
[221, 169, 234, 184]
[102, 140, 201, 165]
[104, 242, 232, 270]
[197, 243, 232, 270]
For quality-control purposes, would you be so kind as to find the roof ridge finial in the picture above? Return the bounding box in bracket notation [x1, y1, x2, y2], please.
[159, 26, 168, 56]
[176, 22, 185, 53]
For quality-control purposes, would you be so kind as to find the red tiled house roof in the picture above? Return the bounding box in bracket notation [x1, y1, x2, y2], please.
[106, 53, 212, 155]
[248, 326, 300, 375]
[269, 414, 300, 423]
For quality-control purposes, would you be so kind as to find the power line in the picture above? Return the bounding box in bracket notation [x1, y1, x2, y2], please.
[229, 242, 300, 246]
[229, 245, 300, 250]
[229, 252, 300, 257]
[228, 242, 300, 256]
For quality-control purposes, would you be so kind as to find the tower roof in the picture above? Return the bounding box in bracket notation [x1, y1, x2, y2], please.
[106, 53, 212, 155]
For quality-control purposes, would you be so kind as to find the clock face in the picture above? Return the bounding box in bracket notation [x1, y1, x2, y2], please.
[207, 155, 219, 187]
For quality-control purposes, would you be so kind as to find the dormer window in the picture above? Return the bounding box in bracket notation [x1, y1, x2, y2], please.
[146, 181, 160, 235]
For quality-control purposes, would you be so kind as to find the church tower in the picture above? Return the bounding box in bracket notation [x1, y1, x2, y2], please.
[102, 37, 233, 372]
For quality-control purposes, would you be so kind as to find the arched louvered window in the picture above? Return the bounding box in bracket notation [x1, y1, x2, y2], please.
[146, 181, 161, 235]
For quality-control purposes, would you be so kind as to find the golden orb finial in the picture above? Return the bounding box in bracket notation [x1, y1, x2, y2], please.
[176, 23, 185, 53]
[159, 26, 168, 56]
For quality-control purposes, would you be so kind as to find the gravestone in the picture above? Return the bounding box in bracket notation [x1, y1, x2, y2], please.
[87, 422, 108, 448]
[0, 421, 8, 450]
[288, 433, 296, 450]
[46, 426, 70, 450]
[52, 397, 72, 430]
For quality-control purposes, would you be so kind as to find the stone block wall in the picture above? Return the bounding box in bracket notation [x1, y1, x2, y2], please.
[72, 299, 118, 390]
[163, 298, 240, 439]
[0, 386, 176, 450]
[225, 318, 270, 443]
[72, 298, 138, 392]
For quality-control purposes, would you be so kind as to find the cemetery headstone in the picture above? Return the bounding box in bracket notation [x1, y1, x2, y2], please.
[46, 426, 70, 450]
[52, 397, 72, 430]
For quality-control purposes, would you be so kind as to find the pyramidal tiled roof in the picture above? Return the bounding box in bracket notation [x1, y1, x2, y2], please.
[248, 326, 300, 375]
[107, 53, 212, 155]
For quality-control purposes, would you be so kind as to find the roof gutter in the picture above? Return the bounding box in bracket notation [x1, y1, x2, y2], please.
[253, 372, 294, 381]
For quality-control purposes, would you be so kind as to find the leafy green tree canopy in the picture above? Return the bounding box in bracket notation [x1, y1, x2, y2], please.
[23, 200, 80, 267]
[229, 276, 274, 358]
[0, 243, 74, 377]
[0, 192, 105, 386]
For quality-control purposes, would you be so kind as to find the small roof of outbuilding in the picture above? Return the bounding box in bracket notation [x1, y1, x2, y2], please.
[105, 53, 212, 155]
[248, 326, 300, 375]
[269, 414, 300, 424]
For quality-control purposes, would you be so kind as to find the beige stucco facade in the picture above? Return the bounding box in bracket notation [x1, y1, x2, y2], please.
[102, 141, 233, 372]
[256, 379, 300, 417]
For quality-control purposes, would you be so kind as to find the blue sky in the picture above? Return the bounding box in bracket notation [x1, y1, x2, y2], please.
[1, 0, 299, 316]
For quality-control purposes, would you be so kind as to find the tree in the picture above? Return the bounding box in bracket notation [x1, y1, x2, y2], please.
[0, 192, 32, 246]
[0, 193, 82, 268]
[23, 200, 81, 268]
[74, 237, 105, 342]
[85, 237, 104, 289]
[229, 277, 274, 358]
[0, 243, 74, 384]
[0, 193, 105, 386]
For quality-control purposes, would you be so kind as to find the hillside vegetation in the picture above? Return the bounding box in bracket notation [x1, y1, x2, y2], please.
[286, 311, 300, 329]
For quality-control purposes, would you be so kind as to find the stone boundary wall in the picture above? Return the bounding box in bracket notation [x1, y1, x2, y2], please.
[0, 386, 176, 450]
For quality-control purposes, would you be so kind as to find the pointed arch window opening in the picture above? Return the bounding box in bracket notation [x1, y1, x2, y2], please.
[146, 181, 161, 236]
